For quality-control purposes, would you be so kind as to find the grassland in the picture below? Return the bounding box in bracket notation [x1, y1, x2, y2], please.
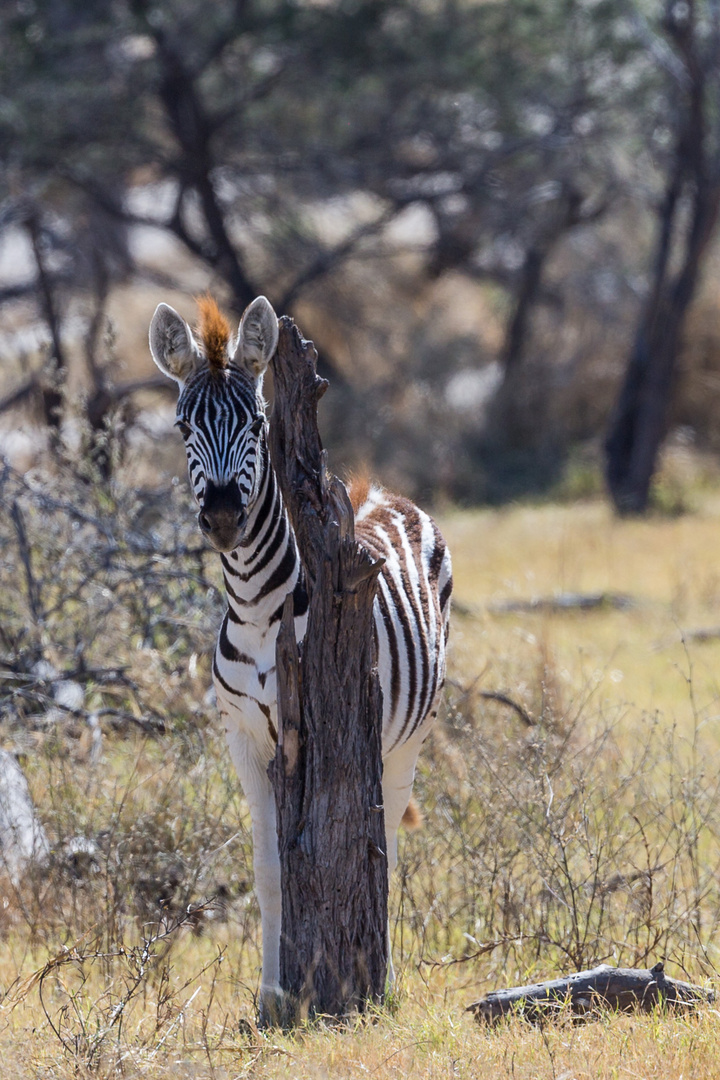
[4, 456, 720, 1077]
[447, 492, 720, 719]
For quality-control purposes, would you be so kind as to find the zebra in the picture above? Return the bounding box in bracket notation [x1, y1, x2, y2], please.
[149, 294, 452, 1012]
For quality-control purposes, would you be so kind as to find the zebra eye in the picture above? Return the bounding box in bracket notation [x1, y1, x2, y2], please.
[175, 420, 192, 439]
[250, 415, 264, 437]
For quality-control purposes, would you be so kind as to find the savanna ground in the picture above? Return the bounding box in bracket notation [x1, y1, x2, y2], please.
[4, 444, 720, 1078]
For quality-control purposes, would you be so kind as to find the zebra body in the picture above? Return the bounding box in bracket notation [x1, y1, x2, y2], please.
[149, 296, 451, 1010]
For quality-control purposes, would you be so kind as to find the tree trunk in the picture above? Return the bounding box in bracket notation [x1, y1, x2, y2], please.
[267, 317, 388, 1025]
[501, 244, 548, 376]
[604, 2, 720, 514]
[500, 184, 593, 378]
[604, 182, 719, 513]
[132, 5, 260, 312]
[25, 209, 66, 436]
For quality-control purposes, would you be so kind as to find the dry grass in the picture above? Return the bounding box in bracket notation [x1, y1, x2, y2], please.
[4, 452, 720, 1075]
[445, 485, 720, 726]
[2, 952, 720, 1078]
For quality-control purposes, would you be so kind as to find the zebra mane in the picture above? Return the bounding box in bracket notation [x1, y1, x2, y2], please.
[196, 295, 231, 374]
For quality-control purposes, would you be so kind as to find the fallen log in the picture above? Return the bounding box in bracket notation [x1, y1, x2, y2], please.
[680, 625, 720, 643]
[467, 962, 712, 1024]
[488, 592, 636, 615]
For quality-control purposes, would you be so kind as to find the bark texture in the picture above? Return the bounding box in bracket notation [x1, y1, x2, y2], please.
[604, 2, 720, 514]
[267, 316, 387, 1024]
[467, 961, 712, 1024]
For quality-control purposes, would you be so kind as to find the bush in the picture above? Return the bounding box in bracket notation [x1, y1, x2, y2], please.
[0, 457, 256, 951]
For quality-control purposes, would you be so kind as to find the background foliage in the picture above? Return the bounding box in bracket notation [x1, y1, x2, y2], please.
[3, 0, 720, 506]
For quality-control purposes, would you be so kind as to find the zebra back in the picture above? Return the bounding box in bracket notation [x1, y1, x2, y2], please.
[349, 478, 452, 752]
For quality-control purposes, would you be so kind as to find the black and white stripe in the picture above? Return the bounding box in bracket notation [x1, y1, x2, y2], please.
[175, 361, 451, 755]
[149, 294, 451, 1006]
[177, 369, 265, 509]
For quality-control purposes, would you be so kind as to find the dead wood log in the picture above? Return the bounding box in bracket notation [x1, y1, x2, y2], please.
[488, 592, 636, 615]
[467, 962, 712, 1024]
[267, 317, 387, 1025]
[680, 626, 720, 643]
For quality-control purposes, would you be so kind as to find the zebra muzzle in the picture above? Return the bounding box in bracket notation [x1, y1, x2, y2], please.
[198, 479, 247, 551]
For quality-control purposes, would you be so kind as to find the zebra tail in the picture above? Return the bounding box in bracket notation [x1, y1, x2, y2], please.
[401, 798, 423, 831]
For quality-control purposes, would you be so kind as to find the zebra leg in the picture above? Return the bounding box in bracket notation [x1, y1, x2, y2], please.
[224, 726, 282, 1022]
[381, 735, 424, 988]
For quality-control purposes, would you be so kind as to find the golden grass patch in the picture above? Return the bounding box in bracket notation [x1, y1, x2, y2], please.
[4, 480, 720, 1076]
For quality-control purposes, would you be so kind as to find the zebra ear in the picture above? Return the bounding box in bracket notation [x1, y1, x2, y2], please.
[149, 303, 202, 386]
[234, 296, 278, 380]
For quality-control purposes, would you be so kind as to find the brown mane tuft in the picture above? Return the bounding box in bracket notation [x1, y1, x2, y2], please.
[347, 472, 371, 514]
[196, 294, 231, 373]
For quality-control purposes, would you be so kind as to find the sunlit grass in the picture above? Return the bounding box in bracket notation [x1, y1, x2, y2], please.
[442, 495, 720, 730]
[5, 473, 720, 1076]
[2, 941, 720, 1079]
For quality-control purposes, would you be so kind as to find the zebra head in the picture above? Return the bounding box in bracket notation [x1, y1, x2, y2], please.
[149, 295, 279, 552]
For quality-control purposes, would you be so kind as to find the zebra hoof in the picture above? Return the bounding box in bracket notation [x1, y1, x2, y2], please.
[257, 988, 286, 1029]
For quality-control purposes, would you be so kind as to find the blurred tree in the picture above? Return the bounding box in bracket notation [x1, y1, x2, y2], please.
[1, 0, 711, 502]
[2, 0, 643, 323]
[303, 0, 638, 367]
[605, 0, 720, 514]
[0, 0, 142, 445]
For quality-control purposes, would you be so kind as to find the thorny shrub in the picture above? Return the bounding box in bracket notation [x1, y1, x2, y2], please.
[0, 454, 256, 954]
[399, 674, 720, 990]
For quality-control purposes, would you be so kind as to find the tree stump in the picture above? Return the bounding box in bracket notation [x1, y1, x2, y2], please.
[267, 317, 387, 1025]
[467, 962, 712, 1024]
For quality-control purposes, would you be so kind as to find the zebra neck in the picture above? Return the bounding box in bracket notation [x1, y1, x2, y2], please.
[219, 448, 300, 629]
